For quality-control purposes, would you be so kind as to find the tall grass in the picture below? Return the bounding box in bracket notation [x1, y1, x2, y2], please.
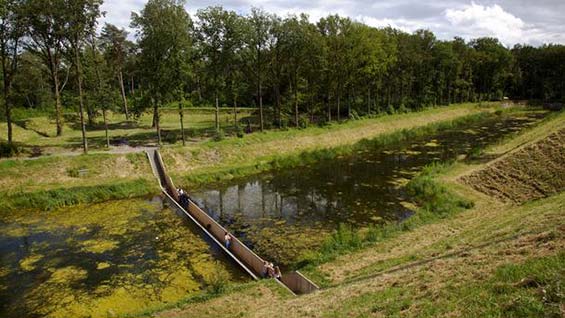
[0, 178, 156, 212]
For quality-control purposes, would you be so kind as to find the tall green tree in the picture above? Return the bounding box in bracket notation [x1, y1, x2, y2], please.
[470, 37, 512, 101]
[318, 15, 352, 121]
[196, 6, 242, 132]
[23, 0, 69, 136]
[245, 7, 272, 131]
[280, 14, 310, 127]
[83, 33, 115, 148]
[132, 0, 192, 145]
[100, 23, 132, 120]
[65, 0, 103, 154]
[0, 0, 25, 143]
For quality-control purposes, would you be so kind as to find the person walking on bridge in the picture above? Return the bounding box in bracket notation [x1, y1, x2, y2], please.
[224, 232, 232, 250]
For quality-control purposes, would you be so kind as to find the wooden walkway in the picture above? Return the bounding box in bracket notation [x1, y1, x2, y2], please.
[146, 149, 319, 295]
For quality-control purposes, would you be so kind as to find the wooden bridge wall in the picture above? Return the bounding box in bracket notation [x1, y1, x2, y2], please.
[148, 149, 319, 295]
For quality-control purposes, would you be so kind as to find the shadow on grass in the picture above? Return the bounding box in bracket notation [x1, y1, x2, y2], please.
[66, 120, 149, 132]
[13, 120, 51, 137]
[64, 125, 244, 149]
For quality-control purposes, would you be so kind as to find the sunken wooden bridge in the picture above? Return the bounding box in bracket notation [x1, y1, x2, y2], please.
[146, 149, 319, 295]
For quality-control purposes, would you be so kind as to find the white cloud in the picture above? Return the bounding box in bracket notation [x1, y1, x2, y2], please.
[99, 0, 145, 35]
[355, 16, 427, 33]
[444, 3, 525, 46]
[98, 0, 565, 46]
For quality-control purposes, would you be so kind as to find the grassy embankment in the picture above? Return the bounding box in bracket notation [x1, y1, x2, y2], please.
[0, 103, 490, 212]
[147, 109, 565, 318]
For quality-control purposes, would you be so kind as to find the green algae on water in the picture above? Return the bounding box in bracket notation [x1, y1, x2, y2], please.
[0, 198, 247, 318]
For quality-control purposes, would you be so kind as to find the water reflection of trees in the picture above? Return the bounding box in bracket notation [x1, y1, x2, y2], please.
[194, 112, 546, 231]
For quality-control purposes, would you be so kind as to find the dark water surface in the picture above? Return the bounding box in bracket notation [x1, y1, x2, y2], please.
[190, 110, 547, 264]
[0, 198, 246, 318]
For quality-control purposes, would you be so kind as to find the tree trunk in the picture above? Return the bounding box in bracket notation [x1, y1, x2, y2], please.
[179, 101, 185, 146]
[1, 44, 13, 143]
[294, 68, 299, 127]
[85, 98, 94, 126]
[74, 40, 88, 154]
[233, 95, 238, 128]
[215, 90, 219, 132]
[276, 87, 281, 128]
[367, 87, 371, 115]
[327, 91, 332, 122]
[197, 74, 202, 102]
[347, 90, 351, 119]
[152, 105, 157, 128]
[337, 89, 341, 122]
[53, 69, 63, 136]
[257, 48, 264, 132]
[259, 84, 264, 132]
[153, 99, 161, 145]
[131, 75, 135, 96]
[118, 71, 129, 120]
[3, 88, 12, 143]
[91, 36, 107, 146]
[103, 109, 109, 148]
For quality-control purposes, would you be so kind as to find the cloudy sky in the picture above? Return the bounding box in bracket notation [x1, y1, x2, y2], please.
[100, 0, 565, 47]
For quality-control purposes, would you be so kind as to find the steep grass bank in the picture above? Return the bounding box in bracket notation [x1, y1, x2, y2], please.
[462, 128, 565, 203]
[0, 152, 157, 213]
[0, 179, 156, 212]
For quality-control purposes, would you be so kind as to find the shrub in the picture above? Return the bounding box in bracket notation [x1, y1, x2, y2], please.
[164, 131, 178, 144]
[66, 166, 89, 178]
[318, 223, 362, 259]
[468, 145, 484, 160]
[204, 265, 230, 295]
[0, 142, 21, 158]
[213, 129, 225, 142]
[405, 162, 474, 217]
[349, 109, 361, 120]
[298, 116, 310, 128]
[386, 104, 396, 114]
[235, 126, 245, 138]
[397, 103, 409, 114]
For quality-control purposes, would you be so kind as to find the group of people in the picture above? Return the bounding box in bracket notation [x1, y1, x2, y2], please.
[262, 261, 282, 280]
[176, 188, 282, 281]
[225, 232, 282, 280]
[176, 188, 190, 207]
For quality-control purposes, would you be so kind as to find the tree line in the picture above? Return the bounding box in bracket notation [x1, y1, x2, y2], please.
[1, 0, 564, 153]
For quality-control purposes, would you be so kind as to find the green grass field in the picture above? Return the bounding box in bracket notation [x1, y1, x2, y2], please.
[0, 107, 255, 153]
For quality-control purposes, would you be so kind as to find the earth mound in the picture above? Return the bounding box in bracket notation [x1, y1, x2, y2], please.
[461, 129, 565, 204]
